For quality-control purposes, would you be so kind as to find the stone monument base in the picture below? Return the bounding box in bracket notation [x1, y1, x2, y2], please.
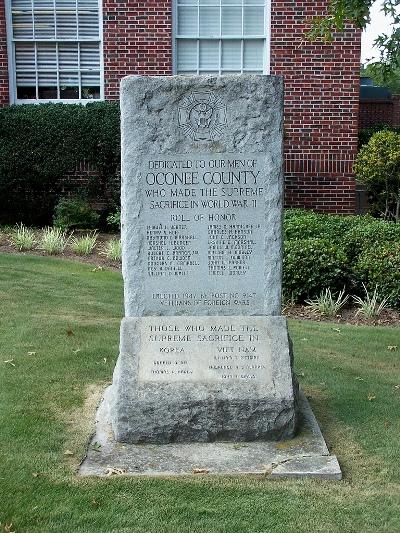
[79, 390, 341, 480]
[108, 316, 298, 444]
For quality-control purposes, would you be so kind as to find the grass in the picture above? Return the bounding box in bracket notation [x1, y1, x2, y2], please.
[0, 253, 399, 533]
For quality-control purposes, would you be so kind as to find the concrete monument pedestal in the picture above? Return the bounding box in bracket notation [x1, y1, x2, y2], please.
[80, 390, 341, 479]
[110, 316, 297, 443]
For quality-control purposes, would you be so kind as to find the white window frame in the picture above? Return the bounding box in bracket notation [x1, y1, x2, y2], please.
[172, 0, 271, 76]
[5, 0, 104, 104]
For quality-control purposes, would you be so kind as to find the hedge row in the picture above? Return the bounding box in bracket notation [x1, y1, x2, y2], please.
[283, 210, 400, 308]
[0, 107, 397, 224]
[0, 102, 120, 225]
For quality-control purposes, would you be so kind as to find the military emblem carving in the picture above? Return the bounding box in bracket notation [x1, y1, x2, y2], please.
[178, 91, 227, 141]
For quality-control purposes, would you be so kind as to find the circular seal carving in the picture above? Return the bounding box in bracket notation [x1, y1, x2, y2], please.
[178, 91, 227, 141]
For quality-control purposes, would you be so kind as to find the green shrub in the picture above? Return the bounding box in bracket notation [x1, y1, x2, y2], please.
[342, 220, 400, 260]
[354, 243, 400, 308]
[355, 130, 400, 222]
[283, 238, 349, 301]
[0, 102, 120, 225]
[358, 125, 400, 149]
[106, 209, 121, 231]
[53, 197, 100, 230]
[284, 209, 368, 241]
[282, 210, 400, 306]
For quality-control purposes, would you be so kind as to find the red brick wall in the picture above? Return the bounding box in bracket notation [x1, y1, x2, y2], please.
[393, 95, 400, 127]
[101, 0, 361, 214]
[359, 97, 400, 129]
[270, 1, 361, 213]
[1, 0, 362, 213]
[0, 1, 9, 106]
[103, 0, 172, 99]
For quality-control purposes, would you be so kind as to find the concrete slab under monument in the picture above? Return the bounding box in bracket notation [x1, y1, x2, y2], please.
[80, 390, 341, 480]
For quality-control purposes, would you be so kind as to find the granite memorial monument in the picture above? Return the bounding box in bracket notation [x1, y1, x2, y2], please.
[108, 74, 299, 443]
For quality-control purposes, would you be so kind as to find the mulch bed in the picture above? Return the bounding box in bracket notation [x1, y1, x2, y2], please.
[0, 231, 121, 271]
[284, 304, 400, 327]
[1, 231, 399, 327]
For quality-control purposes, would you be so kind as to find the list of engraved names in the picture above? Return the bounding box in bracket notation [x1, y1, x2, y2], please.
[138, 317, 272, 384]
[141, 153, 266, 313]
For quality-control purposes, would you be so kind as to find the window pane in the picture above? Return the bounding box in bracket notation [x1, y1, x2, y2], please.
[34, 12, 55, 38]
[177, 39, 197, 71]
[221, 40, 241, 69]
[80, 43, 100, 68]
[60, 71, 79, 84]
[56, 10, 77, 38]
[244, 0, 264, 4]
[81, 70, 100, 99]
[199, 7, 219, 37]
[16, 70, 36, 87]
[56, 0, 76, 9]
[243, 7, 264, 35]
[199, 40, 219, 69]
[59, 43, 79, 69]
[38, 70, 57, 86]
[178, 7, 197, 35]
[16, 71, 36, 99]
[222, 0, 241, 4]
[81, 70, 100, 85]
[221, 7, 242, 35]
[12, 12, 33, 39]
[37, 44, 57, 70]
[34, 0, 53, 9]
[78, 0, 99, 8]
[12, 0, 32, 9]
[60, 71, 79, 98]
[78, 10, 99, 38]
[243, 39, 263, 69]
[38, 71, 57, 99]
[82, 86, 100, 99]
[15, 43, 35, 70]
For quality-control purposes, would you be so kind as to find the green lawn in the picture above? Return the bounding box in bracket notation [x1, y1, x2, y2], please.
[0, 253, 399, 533]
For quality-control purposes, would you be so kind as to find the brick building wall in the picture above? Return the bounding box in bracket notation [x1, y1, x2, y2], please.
[359, 97, 400, 129]
[0, 0, 362, 214]
[270, 2, 360, 213]
[103, 0, 172, 99]
[394, 95, 400, 128]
